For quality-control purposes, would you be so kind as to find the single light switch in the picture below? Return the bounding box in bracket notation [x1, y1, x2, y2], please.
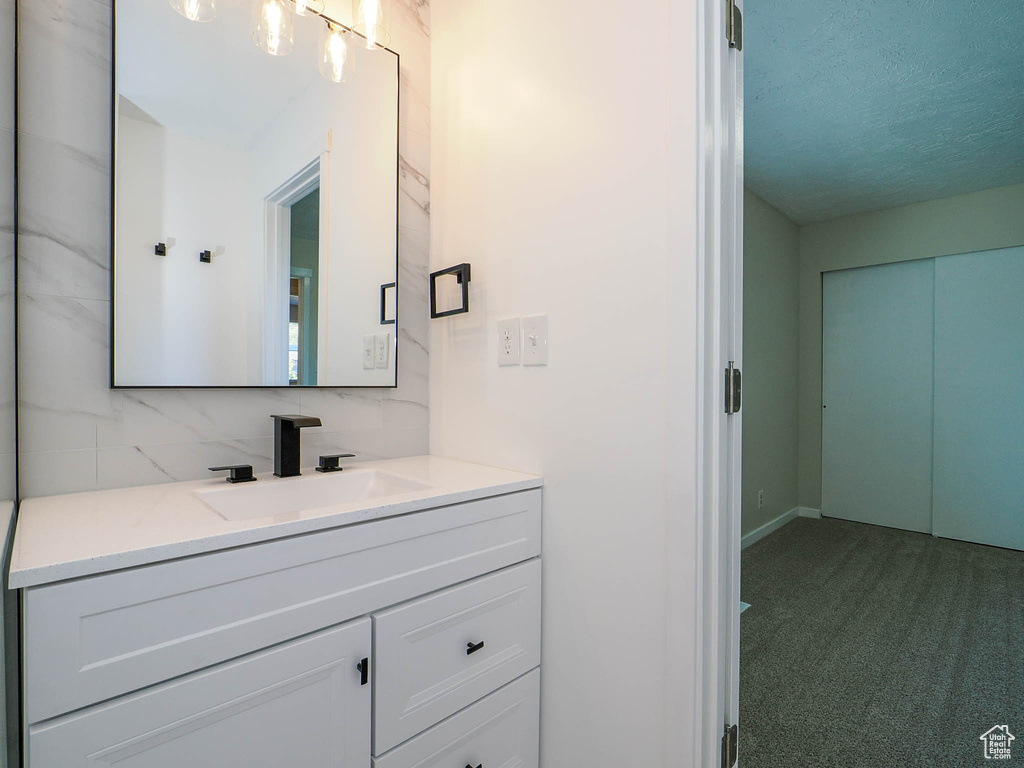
[522, 315, 548, 366]
[497, 317, 521, 366]
[363, 336, 376, 369]
[375, 333, 390, 368]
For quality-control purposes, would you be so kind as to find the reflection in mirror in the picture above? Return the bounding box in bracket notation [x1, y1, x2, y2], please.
[113, 0, 399, 387]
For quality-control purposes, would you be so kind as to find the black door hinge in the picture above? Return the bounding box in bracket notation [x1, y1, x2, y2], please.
[725, 362, 742, 414]
[726, 0, 743, 50]
[722, 723, 738, 768]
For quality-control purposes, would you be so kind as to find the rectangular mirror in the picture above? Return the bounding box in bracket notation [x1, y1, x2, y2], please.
[112, 0, 399, 387]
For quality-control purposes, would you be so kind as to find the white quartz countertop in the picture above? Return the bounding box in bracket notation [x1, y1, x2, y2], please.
[9, 456, 541, 589]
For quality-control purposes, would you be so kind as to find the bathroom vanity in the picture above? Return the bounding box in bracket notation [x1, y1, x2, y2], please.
[9, 457, 542, 767]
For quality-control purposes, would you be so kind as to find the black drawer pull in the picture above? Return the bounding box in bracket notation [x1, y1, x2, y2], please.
[466, 640, 485, 655]
[356, 657, 369, 686]
[466, 764, 482, 768]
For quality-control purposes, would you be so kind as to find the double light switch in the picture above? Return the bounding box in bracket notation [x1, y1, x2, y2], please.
[497, 315, 547, 367]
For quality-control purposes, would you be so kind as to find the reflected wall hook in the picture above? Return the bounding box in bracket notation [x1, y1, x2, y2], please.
[200, 250, 212, 263]
[155, 243, 166, 256]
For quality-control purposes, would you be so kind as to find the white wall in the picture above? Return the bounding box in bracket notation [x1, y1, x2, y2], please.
[115, 111, 250, 385]
[742, 190, 799, 534]
[430, 0, 698, 764]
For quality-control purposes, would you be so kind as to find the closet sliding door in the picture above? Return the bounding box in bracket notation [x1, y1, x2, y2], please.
[821, 260, 935, 533]
[932, 247, 1024, 550]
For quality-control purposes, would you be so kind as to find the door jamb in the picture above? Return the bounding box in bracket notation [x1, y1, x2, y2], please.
[689, 0, 744, 764]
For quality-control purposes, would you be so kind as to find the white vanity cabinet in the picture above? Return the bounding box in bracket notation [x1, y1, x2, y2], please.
[19, 487, 543, 768]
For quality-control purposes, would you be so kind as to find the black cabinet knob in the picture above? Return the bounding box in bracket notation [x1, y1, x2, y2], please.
[466, 640, 485, 655]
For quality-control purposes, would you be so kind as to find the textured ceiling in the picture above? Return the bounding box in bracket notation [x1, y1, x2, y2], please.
[744, 0, 1024, 224]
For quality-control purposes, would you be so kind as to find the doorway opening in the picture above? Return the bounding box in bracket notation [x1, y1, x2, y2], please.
[263, 154, 328, 386]
[288, 187, 320, 386]
[735, 0, 1024, 765]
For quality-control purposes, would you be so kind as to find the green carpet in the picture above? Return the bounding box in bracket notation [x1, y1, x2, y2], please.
[741, 517, 1024, 767]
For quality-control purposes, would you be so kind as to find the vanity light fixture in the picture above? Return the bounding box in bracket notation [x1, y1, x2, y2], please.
[319, 22, 355, 83]
[169, 0, 216, 22]
[171, 0, 386, 83]
[252, 0, 295, 56]
[291, 0, 325, 16]
[352, 0, 391, 50]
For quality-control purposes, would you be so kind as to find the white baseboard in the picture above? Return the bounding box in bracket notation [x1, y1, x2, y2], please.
[797, 507, 822, 519]
[742, 507, 800, 550]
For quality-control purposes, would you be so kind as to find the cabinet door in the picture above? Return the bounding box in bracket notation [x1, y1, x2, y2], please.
[821, 260, 935, 533]
[933, 246, 1024, 549]
[28, 619, 371, 768]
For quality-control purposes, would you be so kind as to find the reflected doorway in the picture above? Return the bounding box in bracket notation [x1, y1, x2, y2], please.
[288, 187, 320, 385]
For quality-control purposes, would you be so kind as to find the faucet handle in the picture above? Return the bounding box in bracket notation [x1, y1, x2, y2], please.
[316, 454, 356, 473]
[209, 465, 257, 484]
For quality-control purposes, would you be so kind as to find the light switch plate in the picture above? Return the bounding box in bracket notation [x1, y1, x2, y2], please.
[375, 333, 390, 368]
[522, 315, 548, 366]
[497, 318, 521, 366]
[363, 336, 376, 369]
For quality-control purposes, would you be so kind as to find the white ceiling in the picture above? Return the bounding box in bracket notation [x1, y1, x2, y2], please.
[116, 0, 394, 149]
[745, 0, 1024, 224]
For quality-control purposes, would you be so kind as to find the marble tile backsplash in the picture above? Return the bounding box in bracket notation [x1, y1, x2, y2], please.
[1, 0, 14, 501]
[16, 0, 431, 497]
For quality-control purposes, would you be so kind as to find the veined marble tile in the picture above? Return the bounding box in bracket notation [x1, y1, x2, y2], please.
[18, 133, 111, 300]
[18, 0, 431, 494]
[0, 291, 15, 453]
[18, 0, 112, 157]
[98, 438, 275, 490]
[113, 389, 302, 449]
[392, 0, 429, 40]
[393, 22, 430, 137]
[297, 388, 383, 433]
[0, 453, 13, 501]
[384, 227, 429, 429]
[0, 126, 12, 225]
[0, 0, 13, 133]
[18, 294, 119, 452]
[0, 233, 12, 297]
[399, 127, 430, 234]
[302, 426, 428, 463]
[20, 449, 98, 498]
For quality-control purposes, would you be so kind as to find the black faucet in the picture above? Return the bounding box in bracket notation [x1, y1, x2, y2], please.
[271, 415, 322, 478]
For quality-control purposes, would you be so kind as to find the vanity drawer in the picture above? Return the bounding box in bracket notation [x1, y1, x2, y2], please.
[372, 559, 542, 754]
[372, 670, 540, 768]
[23, 489, 541, 725]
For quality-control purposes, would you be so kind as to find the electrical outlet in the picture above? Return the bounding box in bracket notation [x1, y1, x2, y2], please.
[758, 490, 765, 509]
[375, 333, 390, 369]
[363, 336, 375, 370]
[497, 318, 521, 366]
[522, 314, 548, 366]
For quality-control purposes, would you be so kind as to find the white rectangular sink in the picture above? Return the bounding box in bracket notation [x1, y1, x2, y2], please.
[196, 470, 434, 522]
